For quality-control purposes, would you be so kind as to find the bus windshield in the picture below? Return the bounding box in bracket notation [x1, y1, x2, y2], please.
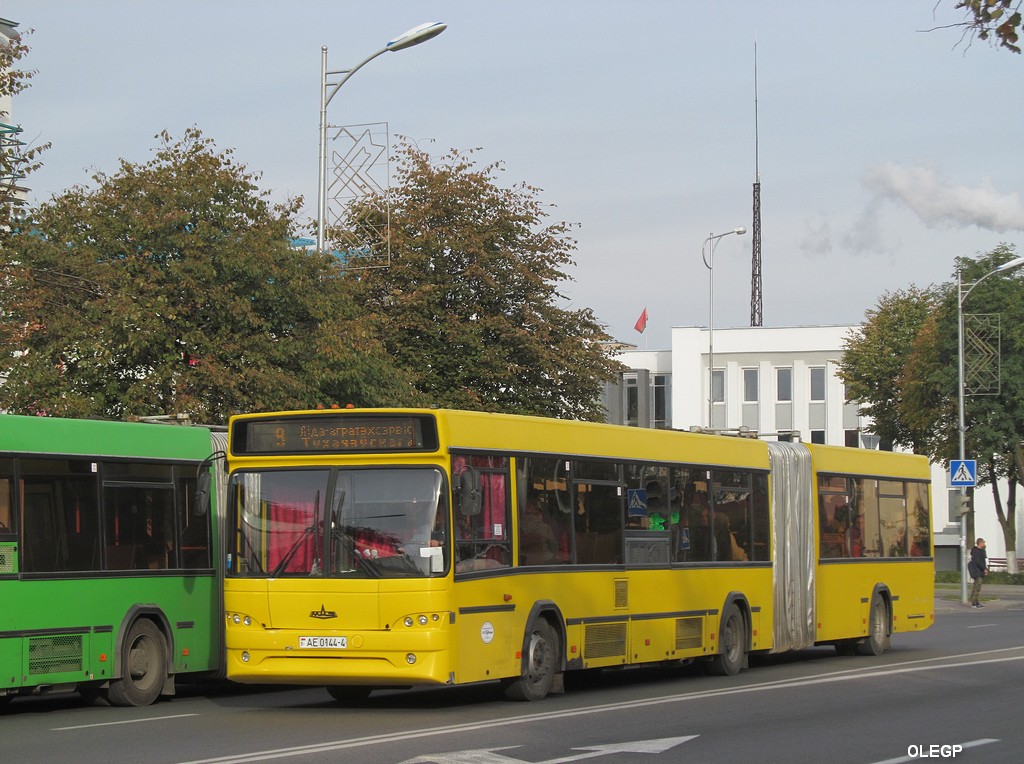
[228, 467, 448, 579]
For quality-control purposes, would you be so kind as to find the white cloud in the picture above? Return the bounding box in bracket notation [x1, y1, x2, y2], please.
[799, 214, 834, 256]
[863, 163, 1024, 233]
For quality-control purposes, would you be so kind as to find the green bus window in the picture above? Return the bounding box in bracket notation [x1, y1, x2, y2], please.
[0, 459, 13, 534]
[178, 474, 211, 569]
[103, 485, 175, 570]
[20, 458, 102, 573]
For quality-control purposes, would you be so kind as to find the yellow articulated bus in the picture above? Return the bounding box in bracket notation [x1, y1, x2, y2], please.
[221, 408, 933, 702]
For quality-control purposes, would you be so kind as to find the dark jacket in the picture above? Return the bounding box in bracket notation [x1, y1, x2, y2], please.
[968, 545, 988, 579]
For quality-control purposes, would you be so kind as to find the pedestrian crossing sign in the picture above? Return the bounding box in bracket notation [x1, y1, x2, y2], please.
[950, 460, 977, 487]
[627, 489, 648, 517]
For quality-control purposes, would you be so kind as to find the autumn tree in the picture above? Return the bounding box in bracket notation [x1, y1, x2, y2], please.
[948, 0, 1022, 53]
[341, 142, 622, 421]
[837, 286, 939, 452]
[0, 128, 419, 423]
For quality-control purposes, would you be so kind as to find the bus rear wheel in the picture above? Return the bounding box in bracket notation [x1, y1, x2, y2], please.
[858, 595, 889, 656]
[108, 619, 167, 707]
[503, 618, 559, 701]
[707, 604, 746, 676]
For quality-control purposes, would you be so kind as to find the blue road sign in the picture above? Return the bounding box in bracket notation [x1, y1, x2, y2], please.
[951, 460, 977, 487]
[627, 489, 648, 517]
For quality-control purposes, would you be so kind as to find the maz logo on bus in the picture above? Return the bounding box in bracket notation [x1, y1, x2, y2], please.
[310, 604, 338, 619]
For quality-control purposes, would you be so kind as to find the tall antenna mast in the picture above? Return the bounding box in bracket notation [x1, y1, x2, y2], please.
[750, 40, 763, 327]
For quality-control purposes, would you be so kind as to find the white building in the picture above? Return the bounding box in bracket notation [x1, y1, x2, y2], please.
[605, 324, 1019, 571]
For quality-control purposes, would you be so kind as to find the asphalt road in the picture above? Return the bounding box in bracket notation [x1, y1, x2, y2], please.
[4, 592, 1024, 764]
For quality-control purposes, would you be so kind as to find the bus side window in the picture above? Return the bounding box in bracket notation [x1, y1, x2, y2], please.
[0, 465, 13, 534]
[453, 455, 511, 572]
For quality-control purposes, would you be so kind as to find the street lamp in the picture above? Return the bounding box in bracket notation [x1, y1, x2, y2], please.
[702, 227, 747, 428]
[316, 21, 447, 253]
[956, 254, 1024, 603]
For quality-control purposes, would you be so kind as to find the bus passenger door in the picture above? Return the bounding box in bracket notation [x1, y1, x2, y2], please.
[451, 456, 516, 684]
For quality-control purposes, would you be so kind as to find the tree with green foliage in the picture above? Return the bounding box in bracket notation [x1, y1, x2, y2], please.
[341, 142, 622, 421]
[837, 286, 939, 453]
[1, 26, 48, 218]
[0, 128, 419, 423]
[903, 246, 1024, 571]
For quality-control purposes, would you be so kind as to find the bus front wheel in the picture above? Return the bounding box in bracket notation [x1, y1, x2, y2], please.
[108, 619, 167, 707]
[503, 618, 559, 701]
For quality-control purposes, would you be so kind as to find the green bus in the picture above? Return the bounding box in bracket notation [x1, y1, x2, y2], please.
[0, 415, 225, 706]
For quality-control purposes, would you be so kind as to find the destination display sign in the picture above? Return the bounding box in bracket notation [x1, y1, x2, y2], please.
[232, 414, 438, 455]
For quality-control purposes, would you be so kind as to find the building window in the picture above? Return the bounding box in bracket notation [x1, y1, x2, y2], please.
[711, 369, 725, 404]
[776, 368, 792, 402]
[653, 374, 671, 429]
[743, 369, 758, 403]
[810, 367, 826, 402]
[845, 430, 860, 448]
[624, 376, 639, 427]
[810, 430, 826, 444]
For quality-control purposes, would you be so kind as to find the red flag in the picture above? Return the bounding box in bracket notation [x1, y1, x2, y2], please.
[633, 307, 648, 334]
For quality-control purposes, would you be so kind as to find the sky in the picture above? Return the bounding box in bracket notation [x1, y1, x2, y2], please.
[2, 1, 1022, 349]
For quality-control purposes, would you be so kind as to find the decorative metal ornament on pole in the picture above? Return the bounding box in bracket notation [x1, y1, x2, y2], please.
[315, 22, 447, 254]
[956, 255, 1024, 603]
[702, 227, 747, 428]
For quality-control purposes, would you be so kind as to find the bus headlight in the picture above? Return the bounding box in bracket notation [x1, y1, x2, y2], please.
[243, 616, 252, 627]
[232, 614, 241, 624]
[406, 653, 417, 665]
[418, 615, 428, 626]
[241, 651, 250, 663]
[404, 617, 414, 628]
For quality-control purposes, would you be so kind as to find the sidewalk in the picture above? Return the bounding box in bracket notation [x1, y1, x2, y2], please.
[935, 583, 1024, 612]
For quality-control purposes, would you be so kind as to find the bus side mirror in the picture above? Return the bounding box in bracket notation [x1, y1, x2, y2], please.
[194, 450, 225, 518]
[458, 469, 482, 517]
[195, 472, 212, 517]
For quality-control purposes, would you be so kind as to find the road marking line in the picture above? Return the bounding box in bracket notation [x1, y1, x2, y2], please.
[54, 712, 199, 731]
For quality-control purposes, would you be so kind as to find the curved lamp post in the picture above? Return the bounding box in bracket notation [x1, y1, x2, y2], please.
[956, 254, 1024, 603]
[702, 227, 747, 428]
[316, 22, 447, 253]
